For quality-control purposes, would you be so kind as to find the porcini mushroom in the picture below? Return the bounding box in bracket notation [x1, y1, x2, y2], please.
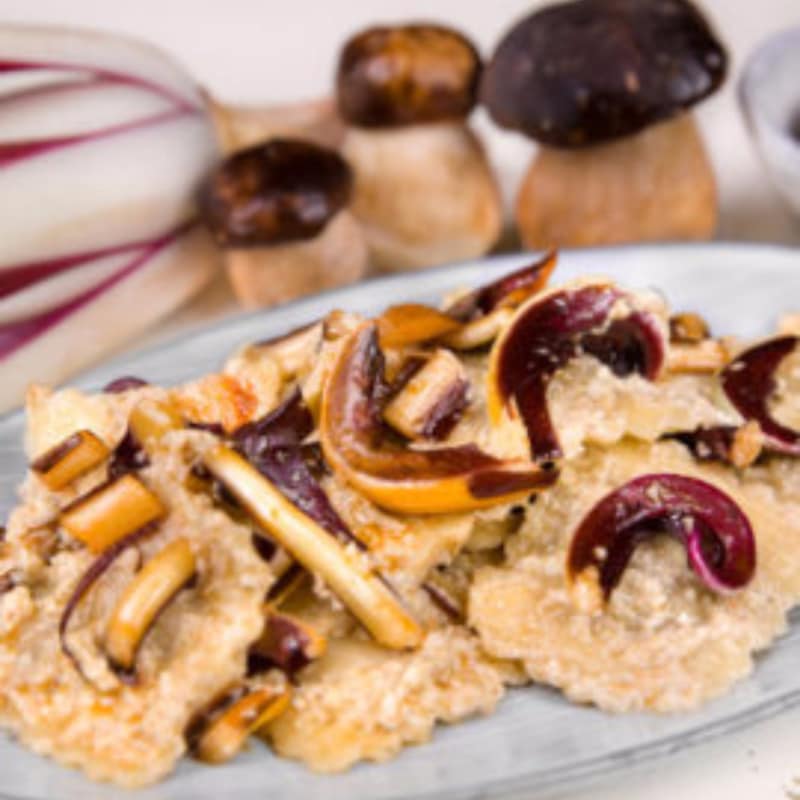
[335, 24, 502, 271]
[200, 138, 368, 309]
[481, 0, 727, 248]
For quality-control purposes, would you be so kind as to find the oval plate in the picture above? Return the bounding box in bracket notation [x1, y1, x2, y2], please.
[2, 243, 800, 800]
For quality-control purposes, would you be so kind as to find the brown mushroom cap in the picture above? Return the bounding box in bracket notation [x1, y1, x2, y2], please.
[481, 0, 727, 147]
[199, 139, 353, 247]
[336, 24, 481, 127]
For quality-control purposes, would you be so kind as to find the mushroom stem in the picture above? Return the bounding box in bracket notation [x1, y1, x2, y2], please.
[342, 124, 502, 271]
[190, 683, 292, 765]
[104, 537, 196, 674]
[60, 475, 166, 552]
[225, 211, 368, 309]
[667, 338, 731, 374]
[383, 349, 469, 440]
[31, 430, 109, 490]
[515, 115, 717, 248]
[203, 444, 423, 650]
[207, 95, 344, 154]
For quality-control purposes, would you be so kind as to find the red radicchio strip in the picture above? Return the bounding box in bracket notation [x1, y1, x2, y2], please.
[446, 251, 557, 322]
[567, 473, 756, 600]
[232, 389, 364, 549]
[494, 285, 665, 461]
[721, 336, 800, 456]
[58, 522, 157, 680]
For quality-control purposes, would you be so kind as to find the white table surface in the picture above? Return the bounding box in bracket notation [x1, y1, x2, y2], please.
[2, 1, 800, 797]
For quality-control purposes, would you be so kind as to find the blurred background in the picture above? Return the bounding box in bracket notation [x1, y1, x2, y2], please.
[4, 0, 799, 242]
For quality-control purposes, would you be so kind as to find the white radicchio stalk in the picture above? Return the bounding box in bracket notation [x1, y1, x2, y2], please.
[0, 25, 222, 411]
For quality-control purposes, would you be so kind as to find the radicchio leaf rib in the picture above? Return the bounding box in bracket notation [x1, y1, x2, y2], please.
[232, 389, 364, 549]
[494, 285, 665, 460]
[567, 473, 756, 601]
[0, 221, 193, 360]
[721, 336, 800, 456]
[58, 522, 157, 681]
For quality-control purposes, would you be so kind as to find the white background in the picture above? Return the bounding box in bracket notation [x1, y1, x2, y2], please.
[2, 1, 800, 797]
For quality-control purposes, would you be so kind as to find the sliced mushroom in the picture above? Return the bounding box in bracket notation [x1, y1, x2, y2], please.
[482, 0, 726, 248]
[203, 444, 423, 650]
[320, 322, 557, 513]
[383, 349, 469, 440]
[104, 537, 196, 674]
[60, 475, 165, 552]
[667, 421, 763, 469]
[31, 430, 109, 490]
[667, 338, 731, 374]
[200, 139, 368, 308]
[188, 682, 292, 764]
[248, 607, 327, 678]
[669, 312, 711, 344]
[336, 24, 501, 271]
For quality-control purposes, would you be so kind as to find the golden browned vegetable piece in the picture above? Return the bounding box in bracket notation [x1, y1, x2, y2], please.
[203, 444, 424, 650]
[482, 0, 727, 248]
[336, 24, 502, 271]
[104, 537, 196, 673]
[60, 474, 166, 552]
[200, 139, 368, 308]
[31, 429, 109, 490]
[189, 682, 292, 764]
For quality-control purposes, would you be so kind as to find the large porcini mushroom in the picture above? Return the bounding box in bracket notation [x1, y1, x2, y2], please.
[335, 24, 502, 271]
[481, 0, 727, 248]
[200, 138, 368, 308]
[320, 322, 557, 514]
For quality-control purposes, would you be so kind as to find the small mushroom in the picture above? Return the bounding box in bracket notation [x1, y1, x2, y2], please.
[187, 681, 292, 765]
[481, 0, 726, 248]
[200, 138, 368, 308]
[335, 24, 502, 271]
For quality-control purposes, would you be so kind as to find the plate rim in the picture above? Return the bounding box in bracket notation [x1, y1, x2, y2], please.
[2, 240, 800, 799]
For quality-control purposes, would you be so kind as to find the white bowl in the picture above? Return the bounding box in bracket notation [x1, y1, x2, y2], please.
[739, 26, 800, 216]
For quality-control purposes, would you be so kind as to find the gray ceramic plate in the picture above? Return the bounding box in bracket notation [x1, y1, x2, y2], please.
[2, 243, 800, 800]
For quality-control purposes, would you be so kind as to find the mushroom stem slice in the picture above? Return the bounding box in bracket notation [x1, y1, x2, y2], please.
[104, 538, 196, 673]
[31, 430, 110, 490]
[442, 308, 515, 351]
[204, 445, 423, 650]
[383, 349, 469, 440]
[669, 312, 710, 344]
[60, 475, 166, 552]
[191, 683, 292, 765]
[249, 607, 327, 678]
[377, 304, 461, 348]
[667, 338, 730, 374]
